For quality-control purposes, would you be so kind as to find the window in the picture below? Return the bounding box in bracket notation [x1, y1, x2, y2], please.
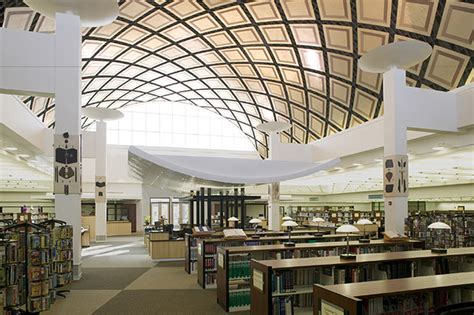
[92, 101, 255, 151]
[107, 205, 129, 221]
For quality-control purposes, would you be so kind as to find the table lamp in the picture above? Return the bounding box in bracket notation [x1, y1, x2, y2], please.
[427, 221, 451, 254]
[356, 218, 373, 243]
[336, 224, 360, 259]
[282, 220, 298, 247]
[228, 216, 239, 228]
[249, 218, 262, 238]
[312, 217, 325, 237]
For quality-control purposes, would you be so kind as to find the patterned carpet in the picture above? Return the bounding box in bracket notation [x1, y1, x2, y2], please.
[43, 236, 249, 315]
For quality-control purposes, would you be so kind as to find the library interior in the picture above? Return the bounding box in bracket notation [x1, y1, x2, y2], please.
[0, 0, 473, 314]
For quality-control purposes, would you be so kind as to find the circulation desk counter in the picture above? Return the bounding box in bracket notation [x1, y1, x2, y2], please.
[107, 221, 132, 236]
[148, 231, 185, 260]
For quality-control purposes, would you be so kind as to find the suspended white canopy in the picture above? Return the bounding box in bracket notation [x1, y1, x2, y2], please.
[128, 146, 340, 186]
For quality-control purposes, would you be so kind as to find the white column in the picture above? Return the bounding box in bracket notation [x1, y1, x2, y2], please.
[95, 121, 107, 241]
[267, 133, 281, 231]
[383, 68, 408, 234]
[268, 182, 281, 231]
[53, 13, 82, 279]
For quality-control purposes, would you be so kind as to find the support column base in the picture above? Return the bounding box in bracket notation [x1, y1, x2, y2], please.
[96, 235, 107, 242]
[73, 263, 82, 280]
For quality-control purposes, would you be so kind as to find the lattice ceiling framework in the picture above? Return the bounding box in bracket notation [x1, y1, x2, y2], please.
[1, 0, 473, 157]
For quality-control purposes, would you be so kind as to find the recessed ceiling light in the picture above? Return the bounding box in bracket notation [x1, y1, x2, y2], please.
[18, 154, 30, 158]
[432, 146, 446, 151]
[374, 158, 383, 162]
[4, 147, 18, 151]
[352, 163, 362, 167]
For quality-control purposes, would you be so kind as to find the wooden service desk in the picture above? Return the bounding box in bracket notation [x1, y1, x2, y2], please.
[149, 239, 185, 260]
[107, 221, 132, 236]
[313, 271, 474, 315]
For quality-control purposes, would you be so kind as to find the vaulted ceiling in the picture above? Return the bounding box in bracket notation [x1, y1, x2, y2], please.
[1, 0, 473, 157]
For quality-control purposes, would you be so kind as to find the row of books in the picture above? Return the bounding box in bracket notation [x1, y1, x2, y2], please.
[204, 273, 216, 286]
[228, 261, 250, 279]
[204, 257, 216, 271]
[229, 290, 250, 309]
[363, 288, 471, 315]
[204, 243, 217, 254]
[272, 297, 292, 315]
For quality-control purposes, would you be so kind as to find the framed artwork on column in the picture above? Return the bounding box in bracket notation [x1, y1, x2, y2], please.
[383, 155, 408, 197]
[95, 176, 106, 203]
[54, 132, 81, 195]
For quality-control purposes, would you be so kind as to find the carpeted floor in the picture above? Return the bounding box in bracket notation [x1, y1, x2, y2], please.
[43, 236, 249, 315]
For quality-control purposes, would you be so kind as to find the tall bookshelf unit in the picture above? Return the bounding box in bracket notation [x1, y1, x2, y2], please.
[217, 239, 420, 312]
[248, 244, 474, 315]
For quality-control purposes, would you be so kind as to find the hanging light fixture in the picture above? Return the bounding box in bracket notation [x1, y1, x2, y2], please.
[356, 218, 373, 243]
[249, 218, 262, 238]
[282, 215, 293, 221]
[336, 224, 360, 259]
[281, 220, 298, 247]
[427, 222, 451, 253]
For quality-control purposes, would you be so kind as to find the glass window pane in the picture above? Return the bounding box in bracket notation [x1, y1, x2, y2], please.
[133, 112, 146, 131]
[147, 114, 160, 132]
[105, 101, 255, 151]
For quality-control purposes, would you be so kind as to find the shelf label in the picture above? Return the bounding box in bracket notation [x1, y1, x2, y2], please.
[197, 243, 202, 256]
[253, 269, 264, 292]
[321, 299, 344, 315]
[218, 253, 224, 268]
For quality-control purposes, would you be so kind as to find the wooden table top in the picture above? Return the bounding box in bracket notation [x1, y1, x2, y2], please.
[320, 271, 474, 299]
[223, 239, 420, 254]
[255, 247, 473, 270]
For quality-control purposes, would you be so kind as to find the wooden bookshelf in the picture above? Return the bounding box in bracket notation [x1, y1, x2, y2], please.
[250, 247, 473, 315]
[218, 239, 420, 312]
[185, 229, 336, 275]
[313, 271, 474, 315]
[196, 234, 332, 289]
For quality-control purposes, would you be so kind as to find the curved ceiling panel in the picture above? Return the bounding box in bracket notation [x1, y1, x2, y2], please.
[1, 0, 473, 158]
[128, 146, 340, 187]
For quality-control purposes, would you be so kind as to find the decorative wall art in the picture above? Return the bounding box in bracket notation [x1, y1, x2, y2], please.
[383, 155, 408, 197]
[54, 132, 81, 195]
[95, 176, 106, 203]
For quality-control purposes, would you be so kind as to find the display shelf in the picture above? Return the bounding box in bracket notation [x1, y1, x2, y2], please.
[313, 271, 474, 315]
[218, 239, 419, 312]
[250, 247, 473, 315]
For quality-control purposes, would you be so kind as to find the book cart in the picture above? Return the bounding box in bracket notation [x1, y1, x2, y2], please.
[250, 247, 474, 315]
[313, 271, 474, 315]
[218, 239, 421, 312]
